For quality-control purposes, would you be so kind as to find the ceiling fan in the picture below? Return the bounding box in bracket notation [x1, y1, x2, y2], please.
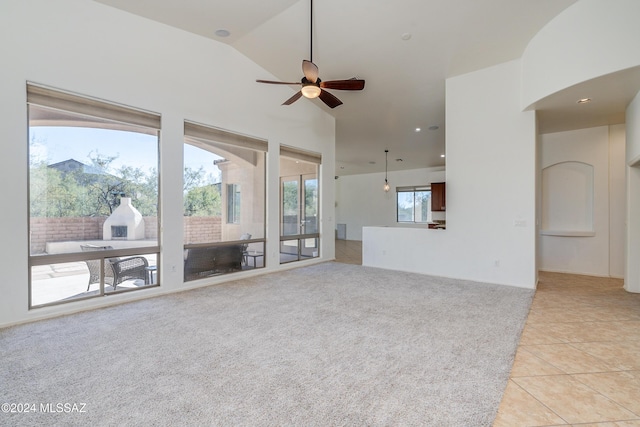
[256, 0, 365, 109]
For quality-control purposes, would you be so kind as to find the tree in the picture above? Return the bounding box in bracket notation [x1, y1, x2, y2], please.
[30, 163, 83, 217]
[184, 166, 206, 192]
[183, 166, 222, 217]
[305, 178, 318, 217]
[29, 150, 160, 218]
[82, 152, 158, 216]
[184, 185, 221, 217]
[117, 165, 158, 216]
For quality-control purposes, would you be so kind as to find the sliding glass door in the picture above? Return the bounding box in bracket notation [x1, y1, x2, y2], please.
[280, 150, 320, 264]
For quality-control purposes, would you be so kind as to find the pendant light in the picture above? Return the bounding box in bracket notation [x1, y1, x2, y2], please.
[384, 149, 390, 192]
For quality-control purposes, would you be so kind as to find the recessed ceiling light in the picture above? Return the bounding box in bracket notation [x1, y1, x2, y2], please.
[415, 127, 421, 132]
[215, 29, 231, 37]
[577, 98, 591, 104]
[440, 154, 445, 158]
[401, 32, 412, 41]
[428, 125, 439, 131]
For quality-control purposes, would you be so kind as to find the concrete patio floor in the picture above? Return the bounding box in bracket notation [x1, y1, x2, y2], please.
[31, 255, 156, 307]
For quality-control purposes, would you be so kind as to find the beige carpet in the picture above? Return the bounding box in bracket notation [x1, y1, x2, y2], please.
[0, 262, 533, 426]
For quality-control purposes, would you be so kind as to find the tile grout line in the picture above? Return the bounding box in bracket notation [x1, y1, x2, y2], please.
[569, 372, 640, 419]
[496, 272, 640, 426]
[507, 377, 570, 426]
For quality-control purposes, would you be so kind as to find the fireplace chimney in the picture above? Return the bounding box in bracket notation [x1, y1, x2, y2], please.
[103, 197, 145, 240]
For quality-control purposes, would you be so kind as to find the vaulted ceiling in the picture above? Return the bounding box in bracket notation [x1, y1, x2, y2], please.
[95, 0, 586, 175]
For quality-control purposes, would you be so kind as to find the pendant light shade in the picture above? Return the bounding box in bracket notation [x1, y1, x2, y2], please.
[384, 149, 390, 192]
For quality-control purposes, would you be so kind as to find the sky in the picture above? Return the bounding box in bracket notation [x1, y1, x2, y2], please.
[30, 126, 221, 182]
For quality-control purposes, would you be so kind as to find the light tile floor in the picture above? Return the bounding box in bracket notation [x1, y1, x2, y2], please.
[494, 272, 640, 426]
[334, 239, 362, 265]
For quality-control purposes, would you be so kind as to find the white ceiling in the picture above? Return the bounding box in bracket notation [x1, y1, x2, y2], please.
[92, 0, 637, 175]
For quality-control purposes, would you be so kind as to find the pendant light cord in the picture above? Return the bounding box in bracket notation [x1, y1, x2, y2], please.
[383, 149, 390, 192]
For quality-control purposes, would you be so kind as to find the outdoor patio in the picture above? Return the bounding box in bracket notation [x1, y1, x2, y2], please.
[31, 254, 157, 307]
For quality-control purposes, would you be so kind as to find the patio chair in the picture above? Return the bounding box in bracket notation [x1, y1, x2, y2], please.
[240, 233, 251, 266]
[81, 244, 149, 291]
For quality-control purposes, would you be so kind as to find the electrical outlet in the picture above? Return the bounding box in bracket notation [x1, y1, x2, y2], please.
[494, 260, 500, 267]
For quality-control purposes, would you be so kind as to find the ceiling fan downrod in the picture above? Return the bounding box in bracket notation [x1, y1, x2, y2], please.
[309, 0, 313, 63]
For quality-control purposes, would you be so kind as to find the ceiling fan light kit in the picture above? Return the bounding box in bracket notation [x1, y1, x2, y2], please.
[301, 83, 321, 99]
[255, 0, 364, 108]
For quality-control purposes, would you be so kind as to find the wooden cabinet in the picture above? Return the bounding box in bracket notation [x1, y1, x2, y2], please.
[431, 182, 446, 211]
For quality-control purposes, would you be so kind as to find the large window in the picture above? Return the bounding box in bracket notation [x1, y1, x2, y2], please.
[397, 186, 432, 223]
[280, 146, 320, 264]
[183, 121, 266, 281]
[27, 83, 160, 308]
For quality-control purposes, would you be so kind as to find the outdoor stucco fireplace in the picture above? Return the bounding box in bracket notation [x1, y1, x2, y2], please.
[103, 197, 145, 240]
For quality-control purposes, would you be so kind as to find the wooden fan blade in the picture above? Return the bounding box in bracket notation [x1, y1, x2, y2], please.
[302, 60, 319, 83]
[320, 78, 365, 91]
[318, 89, 343, 108]
[282, 91, 303, 106]
[257, 79, 301, 85]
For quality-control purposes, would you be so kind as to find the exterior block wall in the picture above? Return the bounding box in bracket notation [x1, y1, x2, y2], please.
[30, 216, 222, 253]
[183, 216, 222, 244]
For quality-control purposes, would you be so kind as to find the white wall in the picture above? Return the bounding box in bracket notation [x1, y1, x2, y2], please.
[364, 60, 537, 289]
[610, 124, 626, 277]
[518, 0, 640, 290]
[0, 0, 336, 327]
[627, 92, 640, 163]
[521, 0, 640, 109]
[539, 125, 625, 277]
[335, 167, 445, 241]
[626, 91, 640, 292]
[357, 1, 640, 291]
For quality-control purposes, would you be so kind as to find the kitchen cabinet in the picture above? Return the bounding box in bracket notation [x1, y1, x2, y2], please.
[431, 182, 446, 211]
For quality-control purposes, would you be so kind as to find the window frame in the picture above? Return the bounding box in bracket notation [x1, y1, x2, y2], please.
[396, 185, 432, 224]
[27, 82, 161, 309]
[183, 120, 267, 280]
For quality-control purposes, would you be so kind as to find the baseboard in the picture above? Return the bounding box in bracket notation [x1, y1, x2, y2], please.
[539, 268, 622, 279]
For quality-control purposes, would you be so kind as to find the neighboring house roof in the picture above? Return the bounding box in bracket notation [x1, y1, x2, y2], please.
[48, 158, 107, 175]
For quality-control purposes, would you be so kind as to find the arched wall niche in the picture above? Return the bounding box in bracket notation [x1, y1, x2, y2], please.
[541, 161, 595, 236]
